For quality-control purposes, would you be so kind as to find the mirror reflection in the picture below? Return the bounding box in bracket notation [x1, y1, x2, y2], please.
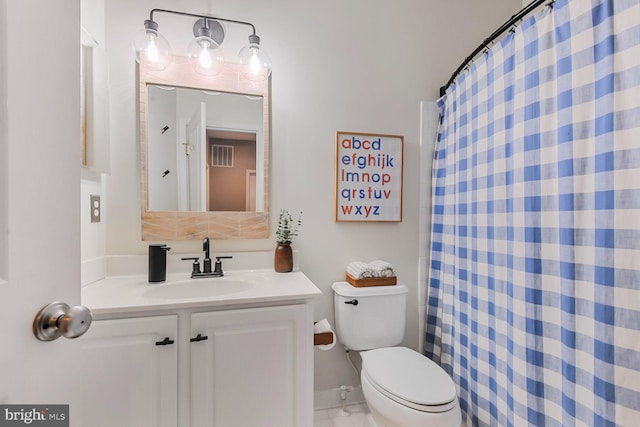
[139, 57, 270, 241]
[147, 85, 264, 212]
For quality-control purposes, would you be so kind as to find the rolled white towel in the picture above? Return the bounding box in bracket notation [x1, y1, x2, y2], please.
[346, 261, 377, 278]
[370, 260, 396, 277]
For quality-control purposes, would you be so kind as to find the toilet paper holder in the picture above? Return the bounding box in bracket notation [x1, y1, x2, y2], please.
[313, 322, 334, 346]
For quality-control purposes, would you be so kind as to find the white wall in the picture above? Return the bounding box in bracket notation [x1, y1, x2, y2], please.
[102, 0, 522, 399]
[81, 172, 107, 286]
[81, 0, 108, 287]
[147, 87, 179, 211]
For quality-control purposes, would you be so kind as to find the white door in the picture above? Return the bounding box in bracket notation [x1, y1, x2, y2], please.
[246, 170, 257, 211]
[0, 0, 87, 423]
[185, 102, 207, 211]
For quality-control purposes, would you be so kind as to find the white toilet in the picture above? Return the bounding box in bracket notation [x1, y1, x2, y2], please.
[332, 281, 461, 427]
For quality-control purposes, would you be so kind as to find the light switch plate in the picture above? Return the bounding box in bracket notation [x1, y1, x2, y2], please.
[90, 195, 101, 223]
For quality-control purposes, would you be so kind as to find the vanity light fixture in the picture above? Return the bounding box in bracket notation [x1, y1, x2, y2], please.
[131, 9, 272, 80]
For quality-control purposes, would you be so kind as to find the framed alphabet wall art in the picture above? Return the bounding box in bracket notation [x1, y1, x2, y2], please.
[334, 131, 403, 222]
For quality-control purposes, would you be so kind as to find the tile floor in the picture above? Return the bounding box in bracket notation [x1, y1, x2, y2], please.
[314, 403, 371, 427]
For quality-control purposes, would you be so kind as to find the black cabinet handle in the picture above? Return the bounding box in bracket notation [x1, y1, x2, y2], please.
[344, 299, 359, 306]
[190, 333, 208, 342]
[155, 337, 174, 346]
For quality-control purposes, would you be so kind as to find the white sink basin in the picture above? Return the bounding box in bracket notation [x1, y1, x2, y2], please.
[143, 277, 254, 299]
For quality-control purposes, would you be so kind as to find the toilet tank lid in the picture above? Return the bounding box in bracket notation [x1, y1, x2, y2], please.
[332, 281, 407, 298]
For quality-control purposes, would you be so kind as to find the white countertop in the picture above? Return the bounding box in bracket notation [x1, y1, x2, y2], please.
[82, 269, 322, 316]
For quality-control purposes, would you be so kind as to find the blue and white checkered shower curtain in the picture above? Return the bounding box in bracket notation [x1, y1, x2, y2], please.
[425, 1, 640, 425]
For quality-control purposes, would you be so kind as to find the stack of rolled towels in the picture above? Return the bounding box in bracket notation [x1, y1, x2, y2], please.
[346, 260, 396, 279]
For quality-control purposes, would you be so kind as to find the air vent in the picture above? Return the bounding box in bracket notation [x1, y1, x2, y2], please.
[211, 145, 234, 167]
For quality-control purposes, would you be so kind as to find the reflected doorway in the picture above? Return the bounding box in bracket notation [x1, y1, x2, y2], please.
[206, 129, 257, 211]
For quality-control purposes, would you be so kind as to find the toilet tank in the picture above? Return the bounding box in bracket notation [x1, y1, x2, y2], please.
[332, 281, 408, 351]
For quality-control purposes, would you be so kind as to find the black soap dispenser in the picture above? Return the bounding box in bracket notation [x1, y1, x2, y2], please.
[149, 244, 171, 283]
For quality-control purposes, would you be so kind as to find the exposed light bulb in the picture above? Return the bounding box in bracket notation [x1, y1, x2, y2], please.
[198, 40, 212, 69]
[131, 20, 172, 70]
[238, 35, 271, 81]
[249, 48, 261, 75]
[146, 34, 159, 63]
[188, 34, 223, 76]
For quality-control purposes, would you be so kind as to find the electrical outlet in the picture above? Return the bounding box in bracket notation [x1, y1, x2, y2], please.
[90, 195, 101, 223]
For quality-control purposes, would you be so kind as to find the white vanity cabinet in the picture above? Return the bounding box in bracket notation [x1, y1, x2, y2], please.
[190, 304, 312, 427]
[80, 305, 312, 427]
[76, 315, 178, 427]
[81, 270, 320, 426]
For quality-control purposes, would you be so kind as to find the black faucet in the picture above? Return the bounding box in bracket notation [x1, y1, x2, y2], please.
[213, 256, 233, 275]
[181, 237, 233, 278]
[202, 237, 212, 274]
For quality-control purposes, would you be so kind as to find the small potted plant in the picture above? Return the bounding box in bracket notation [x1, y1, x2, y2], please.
[274, 209, 302, 273]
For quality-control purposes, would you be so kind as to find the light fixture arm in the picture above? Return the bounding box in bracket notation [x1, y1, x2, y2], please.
[149, 8, 257, 36]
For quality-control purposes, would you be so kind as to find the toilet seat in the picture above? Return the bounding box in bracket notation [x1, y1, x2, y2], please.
[361, 347, 458, 413]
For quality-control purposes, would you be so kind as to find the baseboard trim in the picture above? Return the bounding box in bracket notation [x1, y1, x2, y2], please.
[314, 386, 365, 411]
[81, 256, 107, 287]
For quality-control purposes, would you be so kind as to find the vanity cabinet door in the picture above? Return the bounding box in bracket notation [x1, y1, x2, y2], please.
[190, 304, 313, 427]
[77, 315, 178, 427]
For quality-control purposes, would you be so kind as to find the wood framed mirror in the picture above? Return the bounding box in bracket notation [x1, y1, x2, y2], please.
[138, 56, 269, 240]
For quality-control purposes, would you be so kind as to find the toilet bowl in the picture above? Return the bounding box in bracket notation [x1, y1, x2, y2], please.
[332, 281, 461, 427]
[360, 347, 461, 427]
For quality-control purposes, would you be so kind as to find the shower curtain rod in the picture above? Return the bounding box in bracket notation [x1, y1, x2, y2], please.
[439, 0, 549, 97]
